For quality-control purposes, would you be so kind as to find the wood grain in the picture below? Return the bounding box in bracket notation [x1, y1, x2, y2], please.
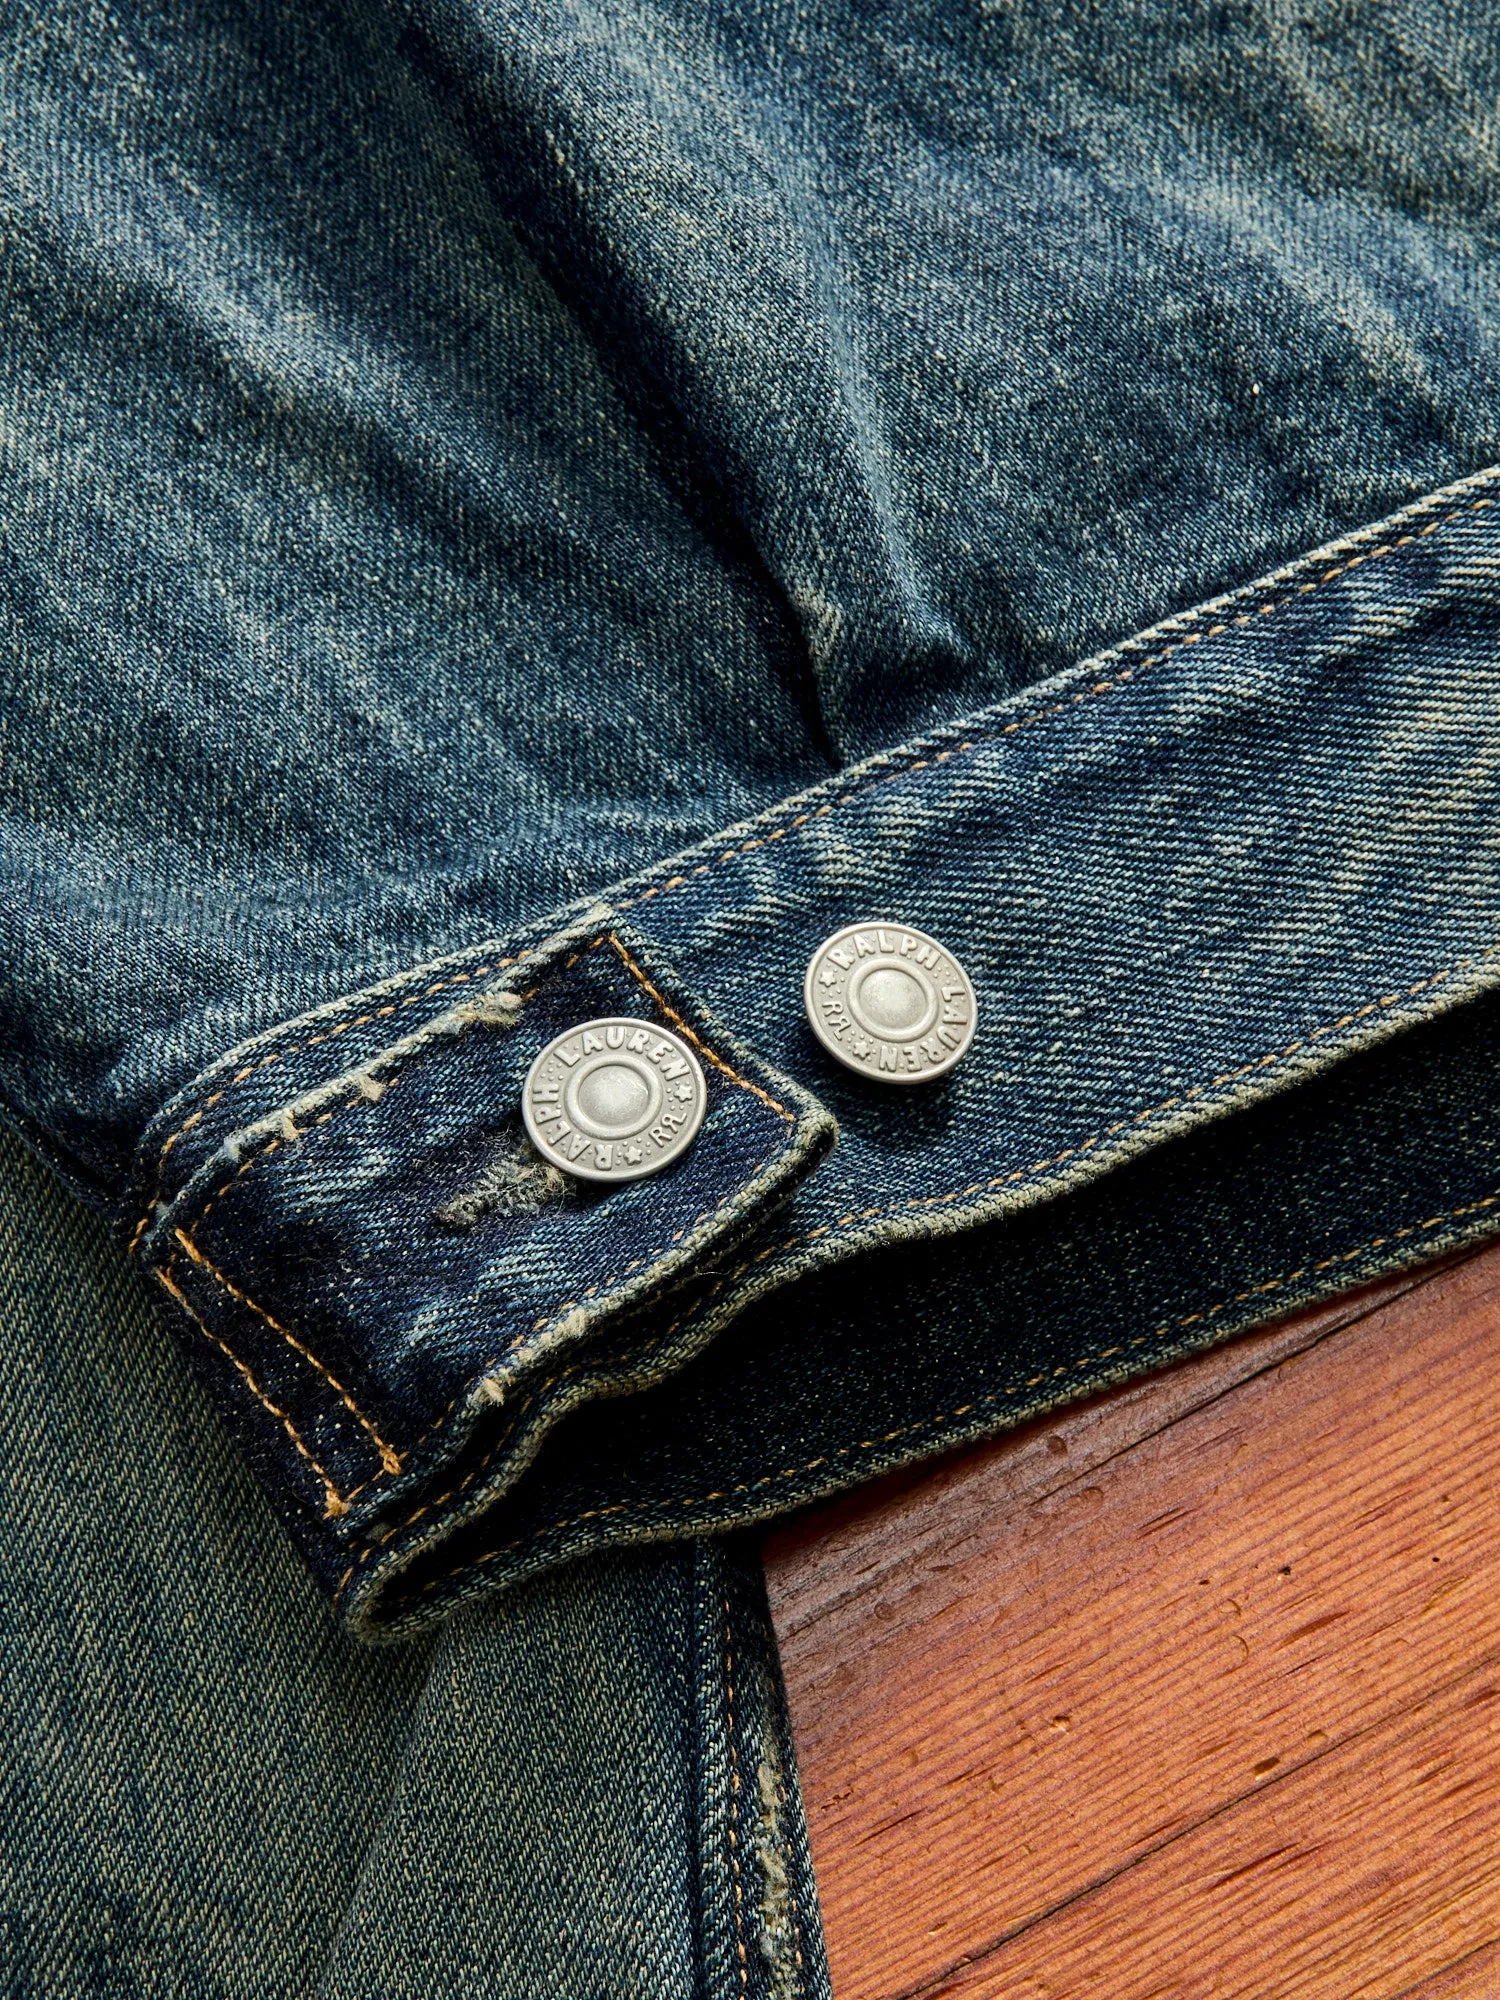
[765, 1244, 1500, 2000]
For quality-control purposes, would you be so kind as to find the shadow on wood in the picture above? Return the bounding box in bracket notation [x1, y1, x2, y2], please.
[765, 1243, 1500, 2000]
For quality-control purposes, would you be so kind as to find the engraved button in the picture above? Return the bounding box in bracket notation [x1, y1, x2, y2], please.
[523, 1017, 708, 1181]
[804, 922, 976, 1084]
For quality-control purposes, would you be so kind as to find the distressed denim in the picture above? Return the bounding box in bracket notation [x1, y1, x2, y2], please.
[0, 1127, 823, 1999]
[6, 0, 1500, 1987]
[119, 479, 1500, 1638]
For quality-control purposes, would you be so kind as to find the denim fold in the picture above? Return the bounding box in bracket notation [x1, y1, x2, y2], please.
[0, 1124, 824, 1998]
[124, 469, 1500, 1631]
[9, 0, 1500, 1634]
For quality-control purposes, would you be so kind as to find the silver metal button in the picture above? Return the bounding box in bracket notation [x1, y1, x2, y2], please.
[522, 1017, 708, 1181]
[804, 921, 976, 1084]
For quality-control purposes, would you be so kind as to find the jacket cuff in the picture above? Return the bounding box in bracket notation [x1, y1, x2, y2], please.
[131, 466, 1500, 1629]
[133, 916, 833, 1525]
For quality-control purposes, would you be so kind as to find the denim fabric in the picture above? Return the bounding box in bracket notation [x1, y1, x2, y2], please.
[5, 1, 1500, 1634]
[124, 474, 1500, 1632]
[321, 1538, 826, 2000]
[0, 1127, 826, 2000]
[6, 0, 1500, 1189]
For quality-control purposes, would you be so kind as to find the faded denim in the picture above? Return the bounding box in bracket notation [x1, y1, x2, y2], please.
[117, 472, 1500, 1637]
[6, 0, 1500, 1985]
[0, 1128, 823, 1999]
[5, 0, 1500, 1637]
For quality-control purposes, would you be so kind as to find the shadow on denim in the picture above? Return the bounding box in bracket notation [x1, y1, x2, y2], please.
[0, 1133, 825, 2000]
[5, 2, 1500, 1632]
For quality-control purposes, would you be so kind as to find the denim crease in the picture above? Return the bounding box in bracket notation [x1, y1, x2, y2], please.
[4, 0, 1500, 1634]
[104, 469, 1500, 1631]
[0, 1125, 825, 1999]
[8, 0, 1500, 1985]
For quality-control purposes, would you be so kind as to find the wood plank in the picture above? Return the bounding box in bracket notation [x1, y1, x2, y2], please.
[768, 1262, 1447, 1651]
[1395, 1937, 1500, 1998]
[765, 1245, 1500, 2000]
[929, 1659, 1500, 2000]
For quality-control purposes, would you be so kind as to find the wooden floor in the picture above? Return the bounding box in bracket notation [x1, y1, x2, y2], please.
[764, 1241, 1500, 2000]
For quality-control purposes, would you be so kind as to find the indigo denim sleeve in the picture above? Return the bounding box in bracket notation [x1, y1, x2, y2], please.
[5, 1, 1500, 1634]
[0, 1123, 828, 2000]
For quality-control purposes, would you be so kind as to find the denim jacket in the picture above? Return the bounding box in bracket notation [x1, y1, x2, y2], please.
[5, 1, 1500, 1991]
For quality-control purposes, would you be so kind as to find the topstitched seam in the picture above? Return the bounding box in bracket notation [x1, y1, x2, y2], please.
[172, 1227, 402, 1472]
[807, 949, 1500, 1228]
[724, 1595, 751, 2000]
[155, 1261, 350, 1519]
[161, 930, 798, 1495]
[181, 928, 787, 1237]
[604, 931, 793, 1123]
[133, 487, 1495, 1226]
[128, 949, 536, 1251]
[348, 935, 1500, 1545]
[181, 934, 607, 1234]
[352, 1180, 1500, 1612]
[388, 1116, 801, 1475]
[608, 505, 1485, 911]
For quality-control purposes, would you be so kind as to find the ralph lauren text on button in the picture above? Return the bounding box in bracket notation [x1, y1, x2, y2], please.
[523, 1017, 708, 1180]
[805, 922, 976, 1083]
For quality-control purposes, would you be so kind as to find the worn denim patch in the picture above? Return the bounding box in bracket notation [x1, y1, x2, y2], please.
[125, 472, 1500, 1630]
[143, 915, 832, 1526]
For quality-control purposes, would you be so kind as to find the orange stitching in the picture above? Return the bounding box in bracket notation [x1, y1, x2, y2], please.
[131, 952, 535, 1243]
[536, 943, 1500, 1303]
[338, 1168, 1500, 1608]
[138, 483, 1497, 1228]
[724, 1594, 750, 2000]
[164, 939, 626, 1240]
[129, 1098, 219, 1253]
[196, 1133, 287, 1228]
[163, 928, 797, 1501]
[604, 491, 1494, 916]
[155, 1263, 349, 1518]
[139, 487, 1500, 1544]
[604, 931, 793, 1124]
[182, 951, 586, 1231]
[365, 1181, 1500, 1607]
[173, 1229, 402, 1473]
[181, 926, 787, 1248]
